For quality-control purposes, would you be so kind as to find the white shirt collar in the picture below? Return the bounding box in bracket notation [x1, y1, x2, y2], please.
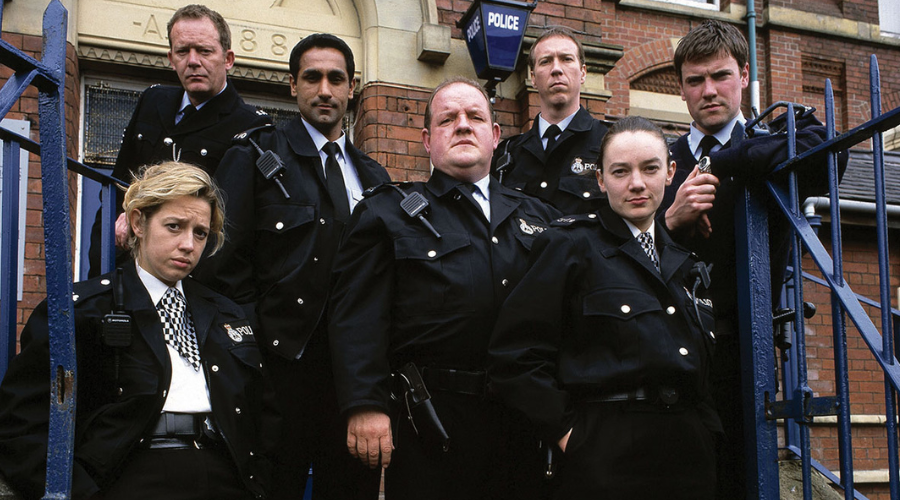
[624, 219, 656, 242]
[538, 110, 577, 138]
[178, 81, 227, 114]
[135, 260, 184, 306]
[471, 173, 491, 202]
[301, 117, 347, 157]
[688, 114, 746, 158]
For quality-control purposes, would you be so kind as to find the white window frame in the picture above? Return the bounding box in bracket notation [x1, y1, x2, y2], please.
[880, 0, 900, 37]
[0, 118, 31, 301]
[653, 0, 719, 10]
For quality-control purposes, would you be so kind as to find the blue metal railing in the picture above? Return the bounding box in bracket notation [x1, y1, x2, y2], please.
[749, 54, 900, 500]
[0, 1, 120, 498]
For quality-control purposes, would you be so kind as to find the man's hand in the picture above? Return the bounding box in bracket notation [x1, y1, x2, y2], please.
[664, 166, 719, 238]
[114, 212, 130, 250]
[347, 408, 393, 469]
[558, 428, 573, 453]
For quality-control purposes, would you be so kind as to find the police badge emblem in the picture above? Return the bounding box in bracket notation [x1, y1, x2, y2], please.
[571, 157, 585, 174]
[519, 218, 534, 235]
[224, 323, 243, 343]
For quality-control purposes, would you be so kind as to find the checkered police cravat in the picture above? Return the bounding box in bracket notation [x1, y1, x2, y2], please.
[638, 231, 660, 272]
[157, 287, 201, 371]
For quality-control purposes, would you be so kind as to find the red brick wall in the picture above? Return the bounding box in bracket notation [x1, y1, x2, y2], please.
[0, 33, 81, 344]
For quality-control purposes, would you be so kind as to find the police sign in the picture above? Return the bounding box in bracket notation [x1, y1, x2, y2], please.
[458, 0, 535, 82]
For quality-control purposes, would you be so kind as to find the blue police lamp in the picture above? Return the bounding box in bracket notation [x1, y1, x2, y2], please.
[457, 0, 536, 97]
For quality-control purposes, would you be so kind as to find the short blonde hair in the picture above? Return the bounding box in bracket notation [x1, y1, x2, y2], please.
[123, 162, 225, 259]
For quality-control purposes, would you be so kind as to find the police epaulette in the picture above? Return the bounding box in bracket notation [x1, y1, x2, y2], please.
[363, 181, 414, 198]
[71, 273, 116, 304]
[233, 123, 276, 145]
[551, 212, 600, 227]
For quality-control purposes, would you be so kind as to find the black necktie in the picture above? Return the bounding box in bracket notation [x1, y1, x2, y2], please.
[698, 135, 718, 159]
[177, 104, 196, 125]
[543, 124, 561, 153]
[638, 231, 660, 272]
[157, 288, 202, 371]
[322, 142, 350, 222]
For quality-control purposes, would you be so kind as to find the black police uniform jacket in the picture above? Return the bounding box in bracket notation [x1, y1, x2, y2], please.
[0, 265, 277, 500]
[492, 107, 608, 215]
[488, 205, 721, 444]
[112, 82, 270, 183]
[328, 169, 560, 413]
[659, 113, 845, 318]
[194, 117, 390, 360]
[89, 82, 271, 277]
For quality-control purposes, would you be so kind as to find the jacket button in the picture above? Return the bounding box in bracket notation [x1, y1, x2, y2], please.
[582, 192, 590, 198]
[710, 331, 716, 340]
[272, 340, 280, 346]
[501, 279, 509, 287]
[235, 407, 242, 414]
[163, 137, 173, 146]
[137, 133, 143, 140]
[250, 451, 255, 456]
[100, 279, 110, 286]
[297, 298, 304, 305]
[588, 214, 597, 219]
[620, 305, 631, 314]
[211, 365, 219, 372]
[540, 181, 548, 188]
[275, 222, 284, 230]
[666, 306, 676, 315]
[491, 237, 499, 244]
[453, 193, 461, 201]
[679, 347, 689, 356]
[320, 218, 326, 224]
[200, 148, 208, 156]
[427, 250, 437, 258]
[162, 390, 167, 397]
[313, 257, 319, 262]
[72, 294, 79, 302]
[117, 387, 123, 396]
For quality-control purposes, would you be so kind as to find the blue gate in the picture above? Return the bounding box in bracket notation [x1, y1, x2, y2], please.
[0, 1, 122, 498]
[741, 56, 900, 499]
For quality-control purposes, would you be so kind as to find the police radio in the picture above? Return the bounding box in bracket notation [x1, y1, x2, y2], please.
[101, 268, 132, 348]
[247, 137, 291, 199]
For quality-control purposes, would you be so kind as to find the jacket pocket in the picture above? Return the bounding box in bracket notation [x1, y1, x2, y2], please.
[558, 173, 604, 202]
[393, 232, 473, 315]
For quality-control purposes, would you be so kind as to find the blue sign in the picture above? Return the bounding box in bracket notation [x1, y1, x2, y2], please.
[460, 0, 534, 82]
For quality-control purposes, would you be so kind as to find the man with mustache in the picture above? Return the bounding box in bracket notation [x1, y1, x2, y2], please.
[88, 4, 270, 277]
[491, 27, 609, 215]
[660, 20, 844, 499]
[195, 33, 389, 499]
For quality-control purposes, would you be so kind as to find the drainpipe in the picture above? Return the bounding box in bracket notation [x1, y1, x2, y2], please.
[804, 197, 900, 220]
[746, 0, 760, 117]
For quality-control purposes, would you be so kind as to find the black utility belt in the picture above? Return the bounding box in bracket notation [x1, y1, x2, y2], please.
[580, 386, 693, 407]
[142, 412, 220, 450]
[420, 366, 486, 397]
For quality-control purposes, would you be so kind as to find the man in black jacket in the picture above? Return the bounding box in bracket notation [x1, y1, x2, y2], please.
[492, 27, 609, 215]
[194, 33, 390, 500]
[329, 77, 558, 500]
[88, 4, 270, 277]
[0, 163, 276, 500]
[659, 20, 845, 499]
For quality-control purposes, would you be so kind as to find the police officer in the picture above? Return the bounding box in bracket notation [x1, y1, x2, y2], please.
[88, 4, 270, 277]
[0, 163, 276, 500]
[659, 21, 846, 498]
[194, 34, 389, 500]
[490, 117, 720, 499]
[492, 27, 609, 215]
[328, 77, 559, 500]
